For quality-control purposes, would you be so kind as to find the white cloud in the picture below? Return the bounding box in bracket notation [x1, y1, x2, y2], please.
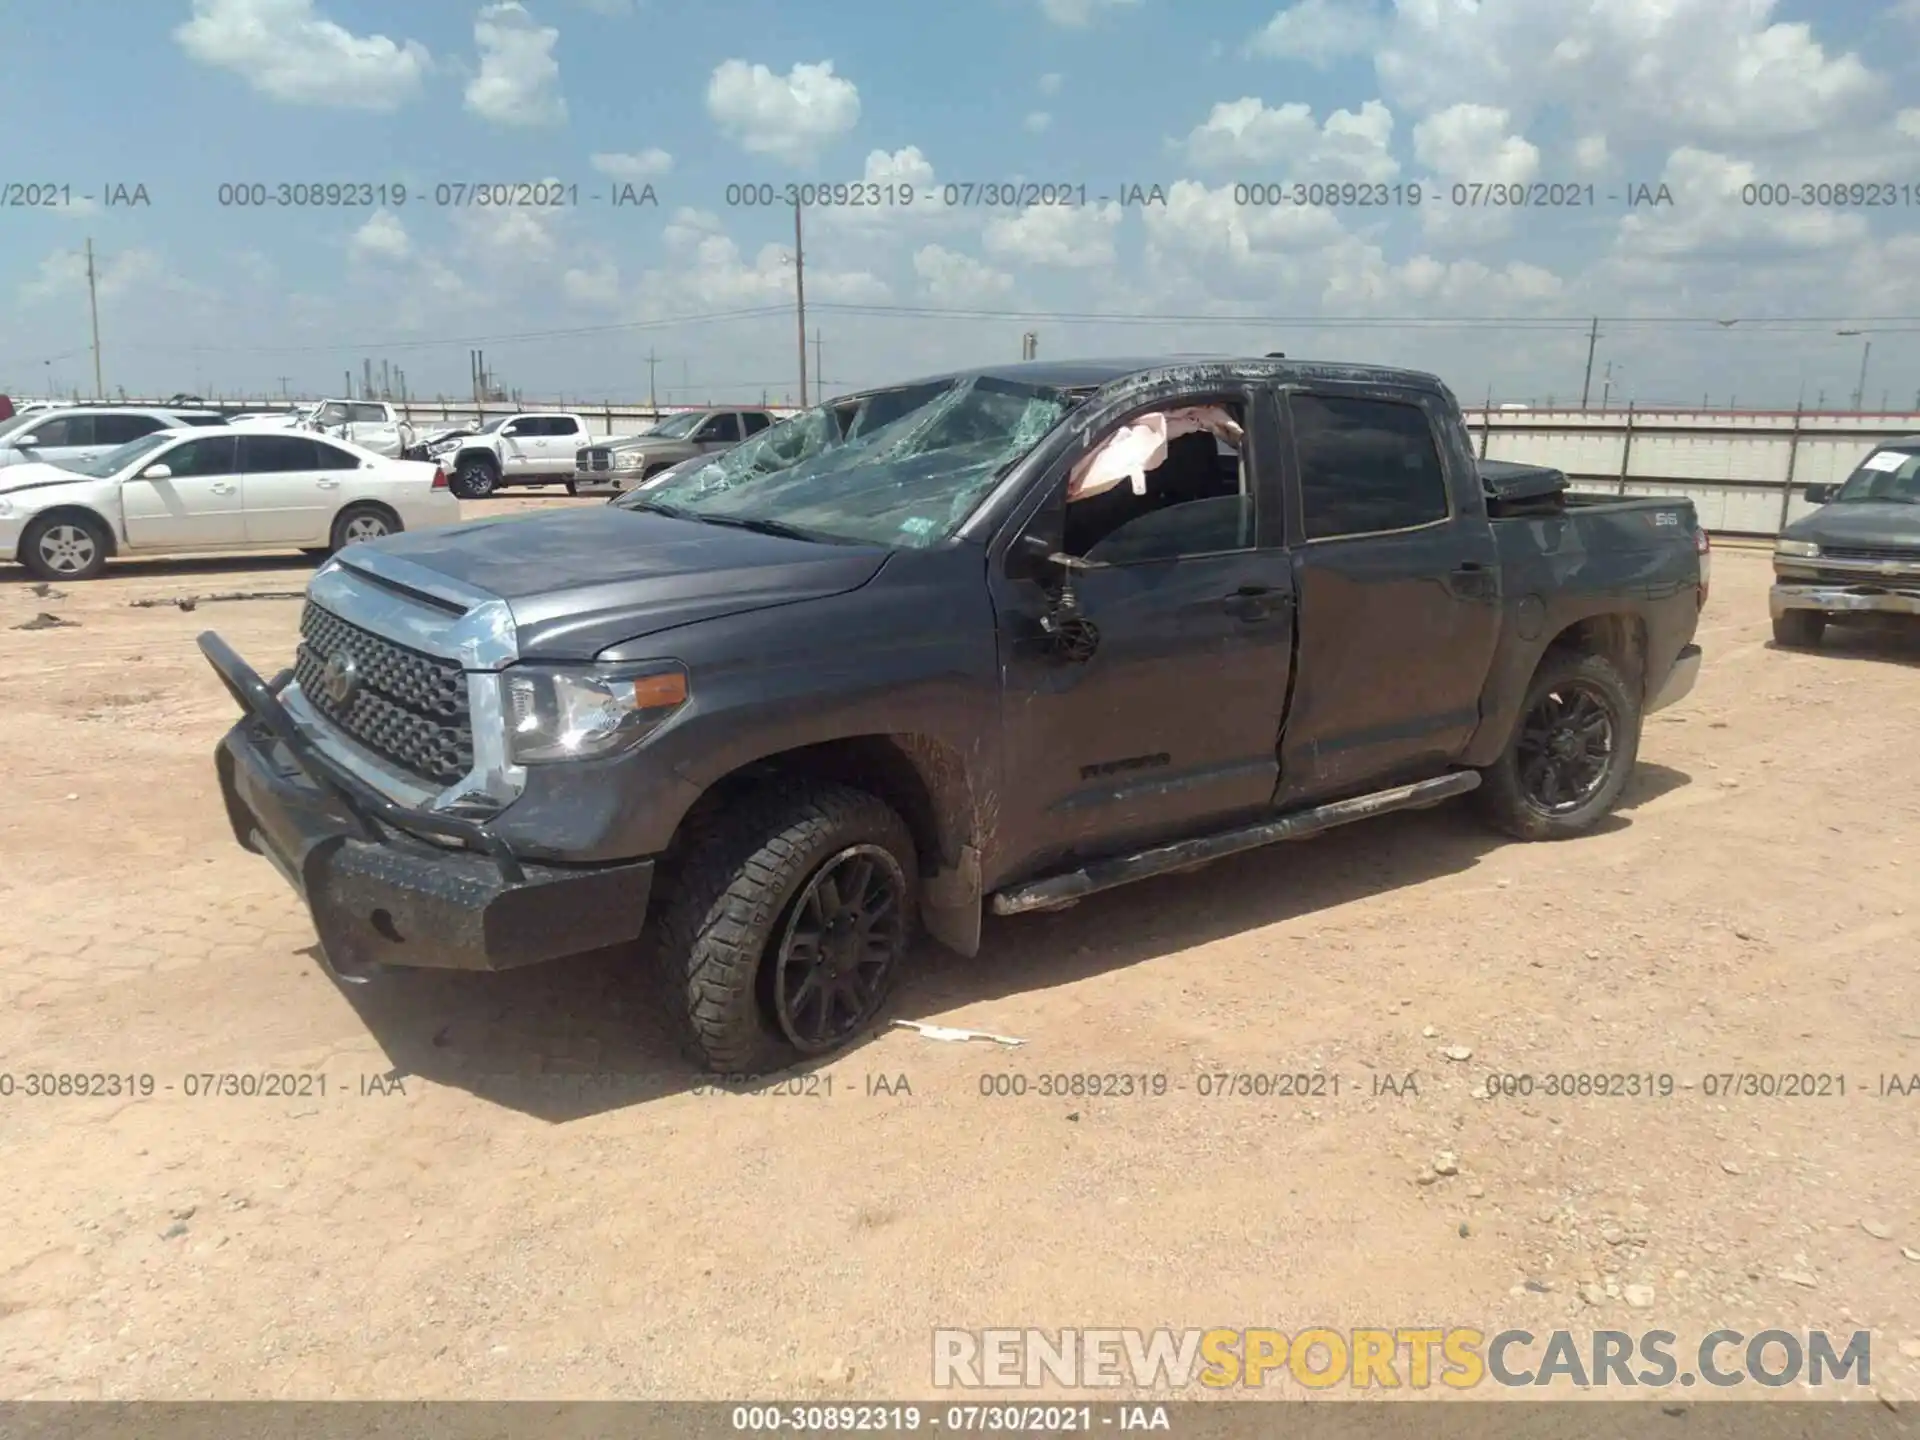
[1025, 111, 1052, 133]
[1573, 134, 1610, 172]
[21, 248, 164, 305]
[1376, 0, 1880, 147]
[810, 146, 960, 242]
[173, 0, 429, 110]
[1038, 0, 1140, 26]
[1246, 0, 1382, 65]
[465, 2, 567, 127]
[1181, 98, 1398, 183]
[706, 60, 861, 166]
[1612, 145, 1868, 261]
[568, 0, 631, 11]
[562, 262, 622, 304]
[1038, 72, 1064, 95]
[1141, 179, 1346, 271]
[1410, 103, 1540, 243]
[591, 148, 673, 179]
[913, 245, 1015, 305]
[648, 207, 888, 306]
[982, 202, 1123, 268]
[1898, 109, 1920, 141]
[348, 208, 411, 262]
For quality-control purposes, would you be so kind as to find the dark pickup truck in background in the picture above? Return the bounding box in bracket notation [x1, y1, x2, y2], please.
[200, 357, 1706, 1072]
[1772, 435, 1920, 646]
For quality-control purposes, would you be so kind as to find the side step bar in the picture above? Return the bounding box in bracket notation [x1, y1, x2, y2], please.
[990, 771, 1482, 917]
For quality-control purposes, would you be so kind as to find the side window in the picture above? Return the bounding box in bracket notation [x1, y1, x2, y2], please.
[1058, 401, 1252, 565]
[158, 436, 238, 477]
[315, 403, 350, 426]
[692, 413, 729, 441]
[24, 415, 83, 447]
[501, 417, 532, 437]
[94, 414, 165, 444]
[741, 411, 771, 435]
[239, 434, 321, 472]
[1290, 393, 1450, 540]
[348, 403, 387, 424]
[312, 441, 361, 469]
[547, 415, 581, 437]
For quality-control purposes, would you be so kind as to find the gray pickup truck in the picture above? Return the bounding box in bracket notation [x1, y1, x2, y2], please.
[200, 356, 1705, 1073]
[1772, 436, 1920, 646]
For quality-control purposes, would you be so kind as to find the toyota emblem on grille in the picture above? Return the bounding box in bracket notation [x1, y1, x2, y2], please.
[319, 650, 361, 705]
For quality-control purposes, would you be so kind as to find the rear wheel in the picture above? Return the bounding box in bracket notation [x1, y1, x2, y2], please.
[329, 504, 398, 551]
[650, 781, 918, 1074]
[1475, 651, 1641, 841]
[21, 512, 110, 582]
[565, 478, 580, 496]
[1772, 610, 1826, 648]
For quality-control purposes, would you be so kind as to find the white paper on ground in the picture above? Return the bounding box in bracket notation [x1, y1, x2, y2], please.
[890, 1019, 1027, 1047]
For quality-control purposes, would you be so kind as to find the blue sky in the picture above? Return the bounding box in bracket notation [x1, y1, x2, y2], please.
[3, 0, 1919, 409]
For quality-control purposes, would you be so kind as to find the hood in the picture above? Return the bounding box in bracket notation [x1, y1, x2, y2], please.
[0, 459, 91, 493]
[606, 436, 699, 460]
[349, 505, 889, 660]
[1785, 502, 1920, 550]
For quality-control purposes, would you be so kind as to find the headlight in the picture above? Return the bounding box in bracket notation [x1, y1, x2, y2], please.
[615, 451, 646, 469]
[502, 661, 689, 763]
[1775, 540, 1820, 558]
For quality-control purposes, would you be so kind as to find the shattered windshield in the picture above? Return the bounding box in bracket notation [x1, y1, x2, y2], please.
[627, 376, 1072, 547]
[1834, 448, 1920, 503]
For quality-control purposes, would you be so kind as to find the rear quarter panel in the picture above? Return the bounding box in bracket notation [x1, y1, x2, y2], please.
[1459, 497, 1702, 767]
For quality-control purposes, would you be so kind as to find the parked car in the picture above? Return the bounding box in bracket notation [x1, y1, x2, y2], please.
[200, 356, 1704, 1073]
[572, 408, 777, 494]
[436, 411, 599, 497]
[1772, 437, 1920, 646]
[416, 419, 484, 457]
[0, 406, 228, 469]
[1, 426, 457, 581]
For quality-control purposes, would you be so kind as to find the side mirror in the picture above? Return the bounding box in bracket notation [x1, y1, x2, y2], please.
[141, 463, 173, 479]
[14, 433, 39, 448]
[1802, 484, 1835, 505]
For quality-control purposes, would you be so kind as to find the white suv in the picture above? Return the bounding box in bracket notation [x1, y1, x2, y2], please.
[0, 406, 226, 469]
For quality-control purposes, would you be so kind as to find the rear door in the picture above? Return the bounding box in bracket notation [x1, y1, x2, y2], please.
[238, 433, 333, 544]
[347, 402, 398, 455]
[741, 411, 773, 438]
[1273, 386, 1503, 804]
[120, 434, 243, 549]
[988, 382, 1296, 875]
[542, 415, 584, 472]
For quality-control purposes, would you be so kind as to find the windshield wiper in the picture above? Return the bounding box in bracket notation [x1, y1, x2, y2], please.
[679, 512, 830, 542]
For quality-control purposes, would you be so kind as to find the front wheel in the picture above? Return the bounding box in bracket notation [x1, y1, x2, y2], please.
[21, 512, 111, 582]
[1772, 610, 1826, 648]
[565, 478, 580, 496]
[650, 782, 919, 1074]
[330, 504, 397, 551]
[451, 459, 498, 499]
[1475, 651, 1641, 841]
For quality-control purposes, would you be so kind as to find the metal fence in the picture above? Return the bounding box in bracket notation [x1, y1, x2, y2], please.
[1465, 407, 1920, 538]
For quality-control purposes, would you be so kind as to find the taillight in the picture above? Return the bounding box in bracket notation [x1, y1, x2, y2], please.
[431, 465, 449, 490]
[1695, 526, 1711, 608]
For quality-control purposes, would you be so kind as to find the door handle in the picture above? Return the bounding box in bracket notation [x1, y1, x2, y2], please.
[1221, 585, 1289, 621]
[1446, 562, 1495, 599]
[210, 482, 236, 495]
[317, 478, 340, 489]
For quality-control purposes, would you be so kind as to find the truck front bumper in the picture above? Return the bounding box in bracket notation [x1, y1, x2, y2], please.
[1771, 581, 1920, 619]
[202, 633, 654, 982]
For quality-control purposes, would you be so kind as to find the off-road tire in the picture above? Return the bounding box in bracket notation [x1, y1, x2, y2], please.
[1772, 610, 1826, 648]
[21, 512, 111, 582]
[451, 457, 499, 499]
[564, 478, 580, 496]
[648, 781, 919, 1074]
[1475, 650, 1641, 842]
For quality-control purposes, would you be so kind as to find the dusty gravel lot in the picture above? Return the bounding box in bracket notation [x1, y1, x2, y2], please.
[1, 501, 1917, 1402]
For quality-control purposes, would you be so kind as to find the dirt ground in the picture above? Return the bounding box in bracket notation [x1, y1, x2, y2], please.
[1, 501, 1917, 1402]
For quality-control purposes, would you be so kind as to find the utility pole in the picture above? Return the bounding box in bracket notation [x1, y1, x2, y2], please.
[1579, 316, 1599, 409]
[276, 376, 291, 401]
[793, 198, 808, 407]
[84, 238, 104, 398]
[646, 349, 659, 411]
[1854, 342, 1872, 410]
[813, 329, 823, 396]
[1601, 360, 1616, 410]
[1021, 331, 1038, 361]
[344, 368, 353, 399]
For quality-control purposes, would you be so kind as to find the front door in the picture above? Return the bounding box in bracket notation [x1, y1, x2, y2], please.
[120, 434, 244, 549]
[497, 417, 539, 476]
[692, 412, 741, 452]
[1274, 386, 1504, 803]
[988, 385, 1296, 879]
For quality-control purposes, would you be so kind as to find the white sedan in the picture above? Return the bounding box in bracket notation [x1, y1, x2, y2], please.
[0, 426, 459, 581]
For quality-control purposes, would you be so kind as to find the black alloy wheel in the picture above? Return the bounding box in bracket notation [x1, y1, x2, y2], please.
[769, 843, 909, 1053]
[1515, 681, 1616, 815]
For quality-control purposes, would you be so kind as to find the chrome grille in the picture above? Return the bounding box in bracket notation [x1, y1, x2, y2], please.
[579, 447, 612, 472]
[1820, 545, 1920, 566]
[293, 602, 472, 785]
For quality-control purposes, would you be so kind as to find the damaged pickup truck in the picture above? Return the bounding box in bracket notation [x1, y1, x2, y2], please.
[200, 357, 1707, 1072]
